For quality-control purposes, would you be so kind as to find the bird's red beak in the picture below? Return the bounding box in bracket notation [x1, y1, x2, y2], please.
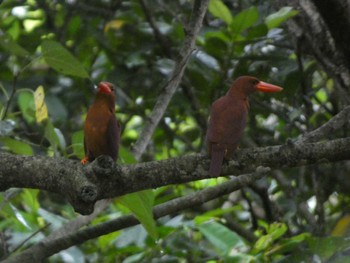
[256, 81, 283, 93]
[98, 82, 113, 94]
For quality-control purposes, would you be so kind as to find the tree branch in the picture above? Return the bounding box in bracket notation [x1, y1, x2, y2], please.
[296, 105, 350, 144]
[1, 137, 350, 215]
[131, 0, 209, 160]
[3, 168, 269, 263]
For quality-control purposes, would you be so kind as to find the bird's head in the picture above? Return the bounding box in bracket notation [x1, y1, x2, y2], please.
[231, 76, 283, 96]
[97, 82, 115, 95]
[95, 81, 116, 109]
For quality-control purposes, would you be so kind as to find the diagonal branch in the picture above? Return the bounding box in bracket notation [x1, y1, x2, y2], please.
[3, 167, 269, 263]
[296, 105, 350, 144]
[131, 0, 209, 160]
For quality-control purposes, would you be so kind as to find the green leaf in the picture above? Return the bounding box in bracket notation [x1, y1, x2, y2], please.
[194, 207, 237, 225]
[230, 7, 259, 35]
[253, 223, 288, 253]
[307, 236, 350, 260]
[246, 23, 268, 39]
[209, 0, 233, 25]
[10, 204, 32, 230]
[71, 130, 84, 159]
[266, 233, 310, 256]
[45, 120, 59, 151]
[198, 221, 244, 256]
[268, 222, 288, 240]
[0, 35, 30, 57]
[119, 146, 137, 164]
[265, 7, 298, 29]
[0, 137, 33, 155]
[21, 189, 40, 213]
[17, 91, 35, 124]
[41, 39, 89, 78]
[253, 234, 273, 253]
[119, 190, 158, 240]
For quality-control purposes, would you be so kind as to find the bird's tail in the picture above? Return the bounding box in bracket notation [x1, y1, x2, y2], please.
[209, 144, 225, 176]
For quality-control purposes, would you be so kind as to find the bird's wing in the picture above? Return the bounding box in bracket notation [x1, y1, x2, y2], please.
[206, 97, 247, 146]
[106, 114, 121, 161]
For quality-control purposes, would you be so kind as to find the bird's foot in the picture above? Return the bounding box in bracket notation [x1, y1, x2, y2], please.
[81, 156, 89, 165]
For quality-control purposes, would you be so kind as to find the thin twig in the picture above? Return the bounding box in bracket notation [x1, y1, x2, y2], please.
[131, 0, 209, 160]
[2, 74, 19, 120]
[296, 105, 350, 144]
[10, 223, 51, 254]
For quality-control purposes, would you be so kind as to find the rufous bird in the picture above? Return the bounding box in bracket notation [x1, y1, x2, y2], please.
[206, 76, 282, 176]
[81, 82, 121, 164]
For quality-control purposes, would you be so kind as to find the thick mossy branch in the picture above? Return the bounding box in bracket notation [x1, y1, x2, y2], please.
[1, 137, 350, 215]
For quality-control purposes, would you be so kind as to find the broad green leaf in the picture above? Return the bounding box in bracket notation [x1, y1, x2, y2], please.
[307, 236, 350, 260]
[198, 221, 244, 256]
[0, 137, 33, 155]
[209, 0, 233, 25]
[119, 190, 158, 239]
[17, 91, 35, 124]
[230, 7, 259, 35]
[265, 7, 298, 29]
[0, 35, 29, 57]
[41, 40, 89, 78]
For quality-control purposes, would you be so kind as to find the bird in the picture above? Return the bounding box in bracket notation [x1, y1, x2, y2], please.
[81, 81, 121, 164]
[206, 76, 283, 176]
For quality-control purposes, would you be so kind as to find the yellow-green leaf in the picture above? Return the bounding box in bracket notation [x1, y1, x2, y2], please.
[265, 7, 298, 29]
[34, 85, 48, 123]
[209, 0, 233, 25]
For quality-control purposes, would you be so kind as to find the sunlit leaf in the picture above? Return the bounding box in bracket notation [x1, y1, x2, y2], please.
[10, 204, 32, 230]
[41, 39, 89, 78]
[34, 85, 48, 123]
[209, 0, 233, 25]
[104, 19, 125, 32]
[21, 189, 40, 213]
[265, 6, 298, 29]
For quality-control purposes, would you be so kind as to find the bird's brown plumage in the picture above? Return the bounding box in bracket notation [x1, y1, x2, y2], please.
[81, 82, 121, 164]
[206, 76, 282, 176]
